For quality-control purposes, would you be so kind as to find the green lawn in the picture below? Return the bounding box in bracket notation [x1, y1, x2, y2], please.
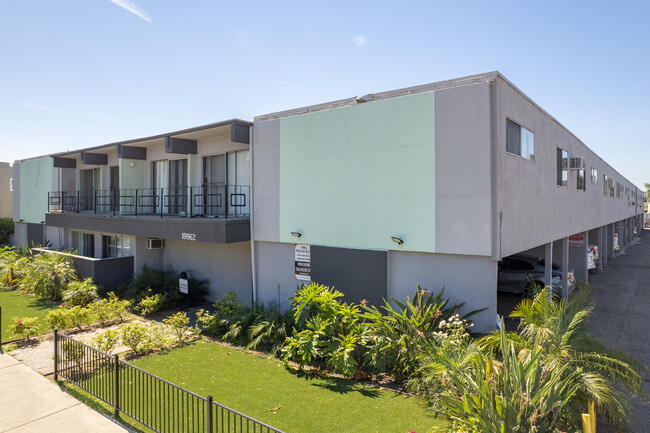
[130, 341, 447, 433]
[0, 288, 59, 341]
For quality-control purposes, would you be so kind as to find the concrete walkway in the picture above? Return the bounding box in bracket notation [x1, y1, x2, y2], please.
[588, 232, 650, 432]
[0, 353, 129, 433]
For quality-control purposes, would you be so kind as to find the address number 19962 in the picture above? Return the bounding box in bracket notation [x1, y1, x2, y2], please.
[181, 232, 196, 241]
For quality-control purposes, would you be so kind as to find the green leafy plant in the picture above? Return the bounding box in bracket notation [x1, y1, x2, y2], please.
[435, 326, 579, 432]
[9, 317, 39, 340]
[46, 308, 73, 330]
[135, 292, 166, 316]
[163, 311, 194, 343]
[0, 217, 14, 246]
[124, 266, 209, 308]
[67, 305, 92, 330]
[282, 283, 367, 376]
[106, 292, 130, 323]
[195, 291, 248, 338]
[120, 322, 152, 354]
[0, 247, 28, 289]
[21, 252, 78, 301]
[362, 285, 480, 380]
[63, 278, 98, 307]
[481, 287, 646, 430]
[91, 328, 120, 353]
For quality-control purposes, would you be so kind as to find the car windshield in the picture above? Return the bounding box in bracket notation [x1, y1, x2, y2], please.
[537, 259, 560, 270]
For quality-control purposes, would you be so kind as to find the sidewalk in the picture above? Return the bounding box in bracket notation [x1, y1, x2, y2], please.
[0, 353, 129, 433]
[588, 233, 650, 432]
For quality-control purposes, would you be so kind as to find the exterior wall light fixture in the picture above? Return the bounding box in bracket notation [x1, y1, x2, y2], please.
[291, 232, 302, 238]
[391, 236, 403, 245]
[129, 162, 136, 168]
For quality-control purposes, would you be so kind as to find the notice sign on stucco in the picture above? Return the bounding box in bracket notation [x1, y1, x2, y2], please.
[295, 244, 311, 281]
[569, 234, 584, 247]
[179, 278, 189, 294]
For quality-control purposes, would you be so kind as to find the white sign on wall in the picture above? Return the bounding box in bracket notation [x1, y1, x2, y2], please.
[569, 234, 584, 247]
[294, 244, 311, 281]
[179, 278, 189, 294]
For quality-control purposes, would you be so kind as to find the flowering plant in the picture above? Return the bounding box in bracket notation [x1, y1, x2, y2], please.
[9, 316, 40, 340]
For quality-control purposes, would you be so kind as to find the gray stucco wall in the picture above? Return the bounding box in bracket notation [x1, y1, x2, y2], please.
[388, 250, 496, 332]
[254, 241, 299, 310]
[435, 83, 492, 256]
[495, 76, 640, 258]
[161, 239, 252, 303]
[252, 120, 281, 242]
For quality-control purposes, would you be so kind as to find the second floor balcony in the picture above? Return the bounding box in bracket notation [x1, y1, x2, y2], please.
[47, 184, 250, 219]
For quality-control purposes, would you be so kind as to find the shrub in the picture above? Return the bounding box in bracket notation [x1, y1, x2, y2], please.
[163, 312, 194, 343]
[136, 293, 166, 316]
[0, 247, 28, 289]
[195, 291, 248, 337]
[92, 328, 120, 353]
[9, 317, 39, 340]
[124, 266, 209, 309]
[63, 278, 98, 307]
[361, 285, 480, 380]
[21, 253, 78, 301]
[282, 283, 367, 377]
[46, 308, 72, 330]
[120, 322, 152, 354]
[0, 217, 14, 246]
[106, 292, 130, 323]
[67, 305, 92, 330]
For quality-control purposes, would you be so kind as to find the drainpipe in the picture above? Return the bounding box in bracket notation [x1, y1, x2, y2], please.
[249, 125, 257, 305]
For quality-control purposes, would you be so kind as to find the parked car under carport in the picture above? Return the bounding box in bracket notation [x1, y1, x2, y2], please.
[497, 254, 576, 296]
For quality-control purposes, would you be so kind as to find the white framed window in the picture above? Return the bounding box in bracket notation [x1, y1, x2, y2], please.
[557, 148, 568, 186]
[506, 119, 535, 161]
[9, 178, 13, 192]
[591, 168, 597, 184]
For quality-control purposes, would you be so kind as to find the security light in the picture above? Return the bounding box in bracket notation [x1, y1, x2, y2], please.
[291, 232, 302, 238]
[391, 236, 403, 245]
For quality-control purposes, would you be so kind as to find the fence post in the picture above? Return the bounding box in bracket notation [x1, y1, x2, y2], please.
[53, 329, 58, 381]
[206, 395, 213, 433]
[114, 354, 119, 417]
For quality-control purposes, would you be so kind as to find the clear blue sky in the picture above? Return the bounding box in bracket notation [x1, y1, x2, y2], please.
[1, 1, 648, 188]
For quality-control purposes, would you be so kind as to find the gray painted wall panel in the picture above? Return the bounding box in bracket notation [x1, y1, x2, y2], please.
[252, 120, 280, 242]
[435, 84, 492, 256]
[311, 245, 387, 307]
[161, 239, 252, 304]
[389, 251, 496, 332]
[255, 241, 298, 310]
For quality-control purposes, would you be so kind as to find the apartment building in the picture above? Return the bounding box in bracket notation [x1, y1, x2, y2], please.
[12, 72, 643, 330]
[251, 72, 643, 331]
[13, 120, 253, 299]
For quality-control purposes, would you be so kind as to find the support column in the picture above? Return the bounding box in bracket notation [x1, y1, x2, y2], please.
[597, 226, 604, 271]
[544, 241, 553, 291]
[561, 237, 569, 299]
[608, 223, 616, 259]
[569, 231, 588, 286]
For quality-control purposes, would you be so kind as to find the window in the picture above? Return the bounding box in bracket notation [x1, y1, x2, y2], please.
[603, 175, 608, 195]
[72, 232, 95, 258]
[506, 119, 535, 161]
[610, 179, 615, 197]
[9, 178, 13, 192]
[557, 148, 568, 186]
[591, 168, 597, 184]
[102, 235, 131, 258]
[577, 169, 585, 191]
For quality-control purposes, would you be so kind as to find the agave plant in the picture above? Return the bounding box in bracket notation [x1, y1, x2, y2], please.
[481, 287, 645, 430]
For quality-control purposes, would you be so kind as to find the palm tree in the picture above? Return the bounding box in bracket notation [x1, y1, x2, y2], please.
[481, 288, 645, 431]
[644, 182, 650, 200]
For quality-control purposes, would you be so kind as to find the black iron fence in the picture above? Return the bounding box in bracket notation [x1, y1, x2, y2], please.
[48, 184, 250, 219]
[54, 331, 284, 433]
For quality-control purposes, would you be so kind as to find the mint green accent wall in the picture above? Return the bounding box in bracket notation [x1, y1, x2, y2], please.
[119, 159, 145, 190]
[279, 92, 436, 252]
[99, 165, 109, 190]
[19, 157, 53, 223]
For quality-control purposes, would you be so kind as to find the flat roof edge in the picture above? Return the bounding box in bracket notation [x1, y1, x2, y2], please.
[254, 71, 499, 122]
[16, 118, 252, 162]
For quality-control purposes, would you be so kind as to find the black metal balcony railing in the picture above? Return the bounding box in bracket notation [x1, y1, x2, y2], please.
[48, 184, 250, 219]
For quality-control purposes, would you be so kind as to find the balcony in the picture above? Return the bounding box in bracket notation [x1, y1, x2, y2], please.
[47, 184, 250, 219]
[45, 185, 250, 244]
